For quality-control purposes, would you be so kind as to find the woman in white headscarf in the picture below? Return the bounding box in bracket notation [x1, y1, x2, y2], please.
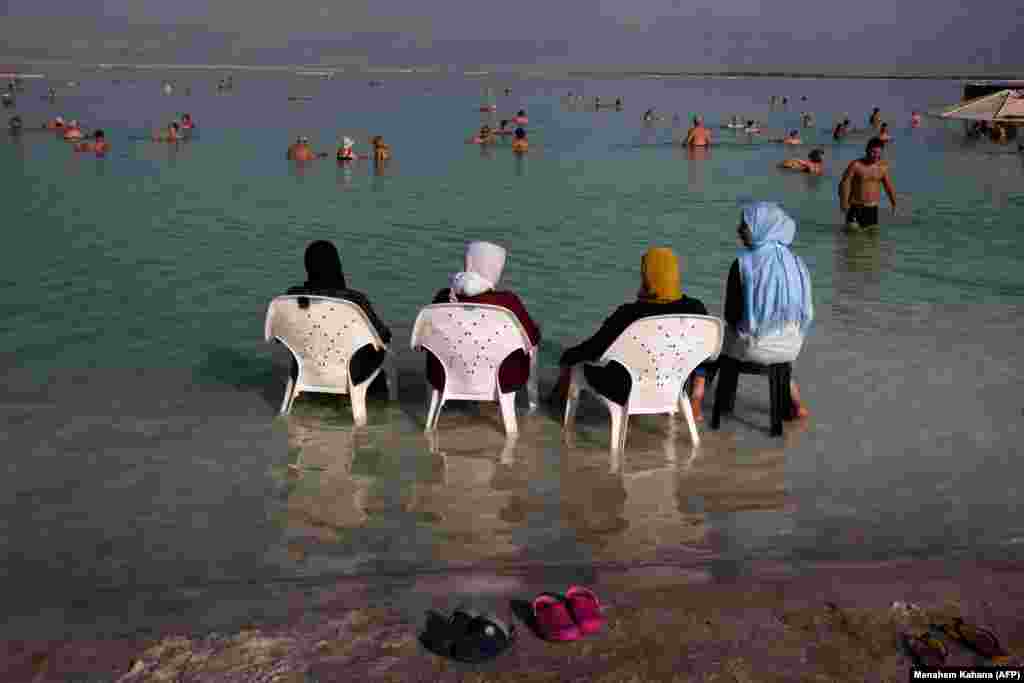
[426, 241, 541, 394]
[723, 201, 813, 416]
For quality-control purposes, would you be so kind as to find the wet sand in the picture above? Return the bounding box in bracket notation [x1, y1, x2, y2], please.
[3, 558, 1023, 681]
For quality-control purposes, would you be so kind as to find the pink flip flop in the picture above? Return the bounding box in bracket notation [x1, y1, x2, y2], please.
[565, 585, 606, 635]
[532, 593, 581, 642]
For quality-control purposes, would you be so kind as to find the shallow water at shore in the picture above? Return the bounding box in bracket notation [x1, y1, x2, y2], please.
[1, 72, 1022, 639]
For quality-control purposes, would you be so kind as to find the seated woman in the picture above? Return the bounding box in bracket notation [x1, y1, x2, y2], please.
[286, 240, 392, 390]
[722, 202, 813, 417]
[427, 241, 541, 396]
[555, 247, 713, 420]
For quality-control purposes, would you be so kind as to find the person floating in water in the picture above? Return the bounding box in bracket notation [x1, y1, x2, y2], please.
[684, 115, 712, 147]
[779, 149, 824, 175]
[511, 127, 529, 153]
[774, 129, 802, 145]
[839, 137, 897, 229]
[469, 125, 495, 145]
[74, 129, 110, 155]
[62, 120, 84, 141]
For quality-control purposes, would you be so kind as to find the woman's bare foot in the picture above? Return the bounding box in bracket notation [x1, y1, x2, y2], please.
[689, 375, 706, 422]
[790, 379, 810, 418]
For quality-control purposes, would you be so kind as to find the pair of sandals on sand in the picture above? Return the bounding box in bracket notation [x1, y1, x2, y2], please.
[420, 585, 605, 663]
[903, 617, 1012, 667]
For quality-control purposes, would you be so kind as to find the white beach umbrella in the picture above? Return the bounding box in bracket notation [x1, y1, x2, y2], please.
[934, 89, 1024, 122]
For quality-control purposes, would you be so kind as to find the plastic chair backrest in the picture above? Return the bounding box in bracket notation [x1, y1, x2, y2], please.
[265, 296, 384, 392]
[599, 314, 723, 411]
[411, 303, 532, 397]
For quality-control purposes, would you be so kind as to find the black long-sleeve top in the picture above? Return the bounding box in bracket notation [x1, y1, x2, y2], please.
[285, 285, 392, 344]
[560, 296, 710, 367]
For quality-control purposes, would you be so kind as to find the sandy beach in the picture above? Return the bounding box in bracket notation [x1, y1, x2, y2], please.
[3, 558, 1023, 681]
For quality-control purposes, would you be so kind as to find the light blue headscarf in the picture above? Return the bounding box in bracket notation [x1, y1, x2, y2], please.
[737, 202, 814, 337]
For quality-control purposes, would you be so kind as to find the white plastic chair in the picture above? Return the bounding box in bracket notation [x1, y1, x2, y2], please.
[264, 295, 396, 425]
[563, 314, 723, 451]
[410, 303, 537, 435]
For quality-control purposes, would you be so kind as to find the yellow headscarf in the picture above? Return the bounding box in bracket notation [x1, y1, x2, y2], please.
[638, 247, 682, 303]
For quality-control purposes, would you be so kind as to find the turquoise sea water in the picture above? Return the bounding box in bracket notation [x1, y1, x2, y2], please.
[2, 72, 1023, 638]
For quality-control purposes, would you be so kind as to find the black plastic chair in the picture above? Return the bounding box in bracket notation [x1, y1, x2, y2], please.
[710, 356, 794, 436]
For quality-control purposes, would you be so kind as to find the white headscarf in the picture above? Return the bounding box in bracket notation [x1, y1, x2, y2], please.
[449, 241, 507, 301]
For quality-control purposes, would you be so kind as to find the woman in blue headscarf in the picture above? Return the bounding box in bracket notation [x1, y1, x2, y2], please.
[722, 202, 814, 416]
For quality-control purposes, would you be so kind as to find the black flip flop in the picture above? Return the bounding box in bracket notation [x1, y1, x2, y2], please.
[420, 607, 515, 663]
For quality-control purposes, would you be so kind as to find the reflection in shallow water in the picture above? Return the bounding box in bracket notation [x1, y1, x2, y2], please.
[278, 402, 800, 573]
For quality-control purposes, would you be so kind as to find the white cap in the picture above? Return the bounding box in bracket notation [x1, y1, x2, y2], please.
[341, 136, 354, 148]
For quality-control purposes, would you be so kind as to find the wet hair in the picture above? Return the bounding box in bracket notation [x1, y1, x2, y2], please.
[866, 137, 884, 151]
[514, 128, 526, 139]
[808, 149, 823, 162]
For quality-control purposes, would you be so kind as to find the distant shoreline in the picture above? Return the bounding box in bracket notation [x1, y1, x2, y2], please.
[1, 60, 1020, 82]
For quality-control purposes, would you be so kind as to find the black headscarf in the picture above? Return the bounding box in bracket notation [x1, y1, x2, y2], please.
[303, 240, 347, 290]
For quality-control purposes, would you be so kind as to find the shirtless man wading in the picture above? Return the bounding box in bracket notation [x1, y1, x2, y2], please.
[684, 116, 712, 147]
[838, 137, 897, 228]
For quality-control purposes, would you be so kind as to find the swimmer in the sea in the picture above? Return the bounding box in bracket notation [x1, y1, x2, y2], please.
[371, 135, 391, 161]
[774, 129, 802, 145]
[153, 122, 181, 143]
[336, 136, 366, 161]
[62, 120, 84, 141]
[469, 125, 495, 145]
[511, 127, 529, 153]
[833, 118, 850, 140]
[287, 135, 326, 160]
[74, 129, 109, 155]
[779, 148, 824, 175]
[684, 115, 712, 147]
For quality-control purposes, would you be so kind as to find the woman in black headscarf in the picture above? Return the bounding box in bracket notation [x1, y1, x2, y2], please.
[286, 240, 392, 386]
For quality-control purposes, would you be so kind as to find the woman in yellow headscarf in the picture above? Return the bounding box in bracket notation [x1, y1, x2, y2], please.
[556, 247, 713, 420]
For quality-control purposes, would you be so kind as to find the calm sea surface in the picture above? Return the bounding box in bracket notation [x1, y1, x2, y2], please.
[1, 71, 1022, 637]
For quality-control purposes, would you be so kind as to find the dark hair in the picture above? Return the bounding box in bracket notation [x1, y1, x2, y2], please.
[517, 110, 525, 116]
[880, 122, 888, 129]
[514, 128, 526, 139]
[790, 130, 798, 136]
[808, 149, 823, 162]
[866, 137, 884, 151]
[500, 119, 508, 127]
[94, 129, 105, 138]
[171, 122, 180, 130]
